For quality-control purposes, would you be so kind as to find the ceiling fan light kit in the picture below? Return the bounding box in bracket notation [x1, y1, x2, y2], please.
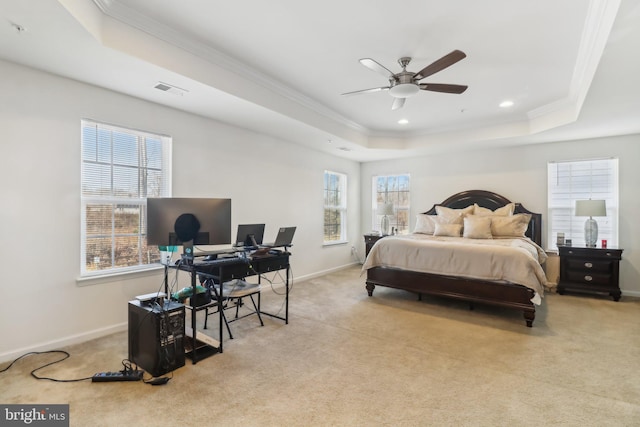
[389, 83, 420, 98]
[343, 50, 468, 110]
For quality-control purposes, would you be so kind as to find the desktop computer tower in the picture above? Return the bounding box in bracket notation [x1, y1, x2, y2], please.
[128, 300, 185, 377]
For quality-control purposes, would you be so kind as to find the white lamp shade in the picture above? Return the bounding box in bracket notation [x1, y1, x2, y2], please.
[377, 203, 395, 216]
[575, 199, 606, 217]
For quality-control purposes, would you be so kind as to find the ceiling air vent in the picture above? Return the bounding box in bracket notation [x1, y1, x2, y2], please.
[154, 82, 187, 96]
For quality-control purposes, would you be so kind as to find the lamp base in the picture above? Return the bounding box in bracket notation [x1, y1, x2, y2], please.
[584, 217, 598, 247]
[381, 215, 390, 236]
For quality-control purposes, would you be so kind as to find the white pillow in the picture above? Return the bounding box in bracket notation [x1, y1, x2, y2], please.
[490, 213, 531, 237]
[463, 215, 493, 239]
[435, 205, 474, 224]
[473, 203, 515, 217]
[414, 214, 437, 235]
[434, 223, 463, 237]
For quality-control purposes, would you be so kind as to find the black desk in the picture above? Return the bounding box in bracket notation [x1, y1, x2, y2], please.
[197, 253, 291, 323]
[167, 251, 291, 364]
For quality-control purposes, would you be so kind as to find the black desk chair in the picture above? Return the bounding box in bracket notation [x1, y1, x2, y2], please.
[202, 277, 264, 339]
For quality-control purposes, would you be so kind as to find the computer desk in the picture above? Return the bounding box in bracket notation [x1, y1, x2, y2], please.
[167, 249, 291, 364]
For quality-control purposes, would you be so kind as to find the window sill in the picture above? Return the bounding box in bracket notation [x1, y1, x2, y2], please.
[76, 265, 164, 287]
[323, 240, 348, 247]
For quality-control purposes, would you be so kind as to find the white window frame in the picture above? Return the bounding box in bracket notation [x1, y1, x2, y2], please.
[323, 170, 347, 244]
[547, 158, 618, 250]
[372, 174, 411, 234]
[81, 119, 172, 277]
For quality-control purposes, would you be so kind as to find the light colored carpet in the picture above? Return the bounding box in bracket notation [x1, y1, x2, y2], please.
[2, 265, 639, 426]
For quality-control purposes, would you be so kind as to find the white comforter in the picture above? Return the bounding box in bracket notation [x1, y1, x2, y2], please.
[361, 234, 548, 304]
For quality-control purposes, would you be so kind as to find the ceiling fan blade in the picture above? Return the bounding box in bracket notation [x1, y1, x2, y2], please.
[341, 86, 390, 96]
[419, 83, 468, 94]
[359, 58, 395, 79]
[391, 97, 405, 110]
[414, 50, 466, 81]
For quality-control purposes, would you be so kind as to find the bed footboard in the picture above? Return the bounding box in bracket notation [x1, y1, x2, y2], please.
[366, 266, 536, 327]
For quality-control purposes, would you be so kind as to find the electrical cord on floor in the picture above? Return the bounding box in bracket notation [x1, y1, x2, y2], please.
[352, 246, 364, 264]
[126, 352, 171, 386]
[0, 350, 93, 382]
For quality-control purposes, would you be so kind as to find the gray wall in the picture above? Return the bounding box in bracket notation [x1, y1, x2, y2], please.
[360, 136, 640, 296]
[2, 56, 637, 361]
[0, 60, 360, 360]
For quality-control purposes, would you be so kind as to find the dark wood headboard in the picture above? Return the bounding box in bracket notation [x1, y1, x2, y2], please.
[423, 190, 542, 246]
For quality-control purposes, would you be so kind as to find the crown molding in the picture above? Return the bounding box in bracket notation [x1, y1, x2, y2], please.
[528, 0, 620, 123]
[91, 0, 367, 134]
[90, 0, 620, 151]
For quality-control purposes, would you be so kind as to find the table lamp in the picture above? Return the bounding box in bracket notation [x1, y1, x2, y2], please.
[575, 199, 606, 247]
[377, 203, 395, 235]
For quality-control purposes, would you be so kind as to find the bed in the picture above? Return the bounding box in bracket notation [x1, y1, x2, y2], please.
[362, 190, 546, 327]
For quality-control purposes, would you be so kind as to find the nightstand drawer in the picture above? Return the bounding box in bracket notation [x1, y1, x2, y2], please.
[560, 247, 622, 260]
[364, 234, 385, 257]
[364, 235, 381, 245]
[557, 245, 623, 301]
[565, 258, 613, 273]
[565, 270, 613, 287]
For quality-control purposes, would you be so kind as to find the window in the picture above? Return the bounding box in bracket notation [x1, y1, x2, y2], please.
[323, 170, 347, 244]
[372, 174, 410, 234]
[547, 158, 618, 249]
[81, 120, 172, 276]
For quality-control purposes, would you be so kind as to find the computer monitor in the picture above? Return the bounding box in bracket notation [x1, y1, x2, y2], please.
[146, 198, 232, 246]
[235, 224, 265, 247]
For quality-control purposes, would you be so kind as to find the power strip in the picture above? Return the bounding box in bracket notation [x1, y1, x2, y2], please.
[91, 370, 143, 382]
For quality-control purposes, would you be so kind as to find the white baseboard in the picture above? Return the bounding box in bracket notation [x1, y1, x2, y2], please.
[622, 289, 640, 298]
[0, 323, 127, 364]
[294, 262, 360, 283]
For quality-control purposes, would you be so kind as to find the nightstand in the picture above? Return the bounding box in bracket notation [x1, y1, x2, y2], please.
[557, 246, 623, 301]
[364, 234, 385, 257]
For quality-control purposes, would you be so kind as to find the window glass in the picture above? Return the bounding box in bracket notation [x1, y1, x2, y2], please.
[547, 158, 618, 249]
[372, 174, 410, 234]
[324, 170, 347, 243]
[81, 120, 171, 276]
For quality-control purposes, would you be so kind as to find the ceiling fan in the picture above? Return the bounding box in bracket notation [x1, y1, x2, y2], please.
[342, 50, 468, 110]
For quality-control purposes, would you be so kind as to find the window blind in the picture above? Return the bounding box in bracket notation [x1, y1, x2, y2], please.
[81, 120, 172, 276]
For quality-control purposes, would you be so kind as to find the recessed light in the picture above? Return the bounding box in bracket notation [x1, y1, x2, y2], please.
[398, 119, 409, 125]
[499, 100, 514, 108]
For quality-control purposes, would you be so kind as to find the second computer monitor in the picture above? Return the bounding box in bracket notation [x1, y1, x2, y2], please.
[235, 224, 265, 247]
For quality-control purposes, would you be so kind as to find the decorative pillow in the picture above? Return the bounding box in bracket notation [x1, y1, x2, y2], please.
[473, 202, 515, 217]
[414, 214, 437, 235]
[435, 205, 474, 224]
[463, 215, 493, 239]
[490, 213, 531, 237]
[434, 223, 463, 237]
